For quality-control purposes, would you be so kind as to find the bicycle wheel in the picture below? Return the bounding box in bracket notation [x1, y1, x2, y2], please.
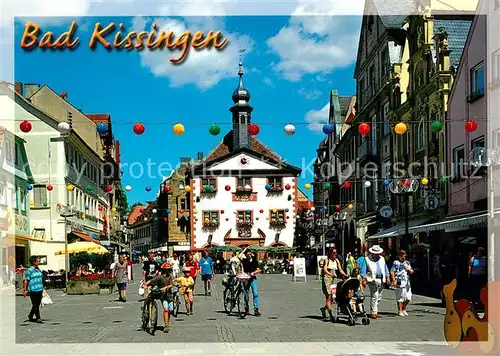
[236, 288, 248, 319]
[172, 295, 180, 317]
[223, 287, 234, 315]
[148, 301, 158, 335]
[141, 302, 148, 331]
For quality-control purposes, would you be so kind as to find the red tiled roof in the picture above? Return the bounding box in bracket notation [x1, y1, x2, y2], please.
[86, 114, 110, 124]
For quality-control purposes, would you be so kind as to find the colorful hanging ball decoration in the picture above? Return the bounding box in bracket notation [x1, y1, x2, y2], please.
[82, 214, 86, 220]
[179, 209, 184, 214]
[304, 183, 311, 190]
[184, 185, 192, 192]
[43, 202, 48, 207]
[173, 123, 185, 135]
[348, 204, 354, 210]
[46, 184, 53, 191]
[285, 208, 289, 212]
[133, 122, 145, 135]
[395, 122, 408, 135]
[310, 207, 316, 212]
[246, 209, 252, 214]
[284, 123, 296, 136]
[166, 209, 171, 214]
[144, 217, 148, 222]
[105, 185, 113, 192]
[125, 185, 132, 191]
[335, 205, 341, 212]
[273, 208, 278, 213]
[152, 208, 157, 214]
[358, 123, 370, 136]
[440, 176, 448, 184]
[66, 184, 74, 191]
[364, 181, 372, 188]
[26, 184, 33, 191]
[323, 206, 328, 211]
[96, 122, 108, 134]
[20, 120, 32, 133]
[208, 123, 221, 136]
[220, 210, 224, 214]
[248, 123, 260, 136]
[165, 185, 171, 192]
[286, 216, 290, 219]
[465, 120, 478, 133]
[30, 201, 34, 207]
[225, 185, 231, 191]
[265, 184, 271, 191]
[322, 124, 334, 135]
[139, 208, 145, 213]
[145, 185, 151, 192]
[430, 121, 443, 133]
[57, 122, 71, 133]
[85, 205, 89, 210]
[259, 209, 264, 213]
[87, 185, 95, 192]
[164, 217, 168, 222]
[285, 184, 291, 190]
[256, 217, 260, 221]
[226, 217, 229, 221]
[324, 183, 331, 189]
[344, 181, 351, 189]
[112, 207, 117, 213]
[383, 179, 390, 186]
[421, 177, 429, 186]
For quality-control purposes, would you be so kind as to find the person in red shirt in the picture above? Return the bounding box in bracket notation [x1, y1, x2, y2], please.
[184, 254, 199, 285]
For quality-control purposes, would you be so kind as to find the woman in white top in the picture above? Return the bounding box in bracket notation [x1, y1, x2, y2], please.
[320, 248, 347, 321]
[172, 255, 180, 278]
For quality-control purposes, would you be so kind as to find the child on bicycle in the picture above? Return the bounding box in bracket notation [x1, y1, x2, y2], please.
[174, 267, 195, 315]
[144, 263, 174, 333]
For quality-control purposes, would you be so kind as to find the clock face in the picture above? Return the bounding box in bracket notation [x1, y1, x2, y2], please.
[239, 156, 250, 167]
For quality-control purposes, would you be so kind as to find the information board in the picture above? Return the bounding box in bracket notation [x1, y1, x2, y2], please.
[293, 258, 306, 281]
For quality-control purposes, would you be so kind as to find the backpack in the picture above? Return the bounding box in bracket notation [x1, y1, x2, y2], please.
[318, 257, 327, 269]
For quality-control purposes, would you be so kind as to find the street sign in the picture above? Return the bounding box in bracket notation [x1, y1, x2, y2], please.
[379, 206, 393, 218]
[293, 257, 306, 282]
[424, 195, 439, 210]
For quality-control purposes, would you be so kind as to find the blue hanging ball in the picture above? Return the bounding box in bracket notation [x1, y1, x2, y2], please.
[166, 209, 171, 214]
[265, 184, 271, 190]
[383, 179, 390, 186]
[323, 206, 328, 211]
[85, 205, 89, 210]
[96, 123, 109, 135]
[145, 186, 151, 192]
[26, 184, 33, 191]
[246, 209, 251, 214]
[322, 124, 334, 135]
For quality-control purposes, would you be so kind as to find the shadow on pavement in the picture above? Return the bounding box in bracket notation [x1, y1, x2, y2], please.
[298, 315, 331, 322]
[412, 302, 445, 308]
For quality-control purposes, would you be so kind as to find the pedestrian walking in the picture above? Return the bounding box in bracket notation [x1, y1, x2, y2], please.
[360, 245, 391, 319]
[174, 267, 195, 315]
[23, 256, 44, 323]
[142, 253, 160, 283]
[185, 254, 199, 285]
[144, 263, 174, 333]
[240, 247, 262, 317]
[114, 254, 129, 302]
[346, 251, 356, 276]
[172, 255, 180, 278]
[391, 250, 414, 316]
[468, 246, 487, 308]
[199, 251, 214, 296]
[319, 248, 347, 321]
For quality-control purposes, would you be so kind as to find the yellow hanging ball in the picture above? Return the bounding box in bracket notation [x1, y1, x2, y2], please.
[29, 201, 34, 207]
[304, 183, 311, 190]
[395, 122, 408, 135]
[348, 204, 354, 209]
[194, 210, 198, 214]
[82, 214, 86, 220]
[421, 177, 429, 185]
[144, 217, 148, 222]
[184, 185, 192, 192]
[66, 184, 74, 191]
[111, 207, 117, 213]
[173, 123, 185, 135]
[273, 208, 278, 213]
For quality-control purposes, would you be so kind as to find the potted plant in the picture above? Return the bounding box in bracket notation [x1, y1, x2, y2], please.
[201, 185, 216, 193]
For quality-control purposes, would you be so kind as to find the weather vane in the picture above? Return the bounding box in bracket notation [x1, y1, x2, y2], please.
[238, 46, 246, 64]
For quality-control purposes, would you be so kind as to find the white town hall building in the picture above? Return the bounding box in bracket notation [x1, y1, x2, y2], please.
[188, 60, 301, 250]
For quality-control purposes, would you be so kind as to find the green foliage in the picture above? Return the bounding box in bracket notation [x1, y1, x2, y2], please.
[119, 188, 129, 215]
[69, 252, 112, 272]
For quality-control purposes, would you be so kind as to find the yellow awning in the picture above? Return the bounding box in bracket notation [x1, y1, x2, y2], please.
[54, 241, 110, 255]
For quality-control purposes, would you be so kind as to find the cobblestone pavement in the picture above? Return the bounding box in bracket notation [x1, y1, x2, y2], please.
[10, 265, 446, 344]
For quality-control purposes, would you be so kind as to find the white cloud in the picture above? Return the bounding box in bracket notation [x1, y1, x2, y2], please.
[298, 88, 322, 100]
[263, 77, 274, 87]
[134, 16, 254, 89]
[305, 102, 329, 133]
[266, 1, 362, 81]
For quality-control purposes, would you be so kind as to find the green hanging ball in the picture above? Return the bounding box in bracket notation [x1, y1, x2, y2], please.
[430, 121, 443, 133]
[209, 123, 221, 136]
[324, 183, 331, 189]
[440, 177, 448, 184]
[43, 202, 48, 207]
[87, 185, 95, 192]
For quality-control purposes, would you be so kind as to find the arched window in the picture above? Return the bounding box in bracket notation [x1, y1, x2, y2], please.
[416, 118, 425, 150]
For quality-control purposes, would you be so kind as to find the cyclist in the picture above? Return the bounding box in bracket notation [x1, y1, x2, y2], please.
[143, 263, 174, 333]
[174, 267, 195, 315]
[240, 247, 261, 317]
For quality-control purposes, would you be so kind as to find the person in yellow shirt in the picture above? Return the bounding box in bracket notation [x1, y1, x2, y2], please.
[174, 267, 195, 315]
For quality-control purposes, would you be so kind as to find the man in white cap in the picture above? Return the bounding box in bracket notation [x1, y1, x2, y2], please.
[360, 245, 391, 319]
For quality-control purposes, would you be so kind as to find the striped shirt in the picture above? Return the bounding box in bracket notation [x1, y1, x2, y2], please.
[24, 267, 44, 292]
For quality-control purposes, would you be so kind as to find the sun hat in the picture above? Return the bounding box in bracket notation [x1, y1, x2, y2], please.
[368, 245, 384, 255]
[182, 267, 191, 273]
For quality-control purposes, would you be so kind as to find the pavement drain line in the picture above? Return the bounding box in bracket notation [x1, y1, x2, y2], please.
[215, 324, 235, 343]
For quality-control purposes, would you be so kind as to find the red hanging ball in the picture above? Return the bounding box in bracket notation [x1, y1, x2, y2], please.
[165, 185, 171, 192]
[358, 122, 370, 136]
[225, 185, 231, 191]
[139, 208, 144, 213]
[164, 217, 168, 222]
[403, 179, 411, 187]
[20, 120, 32, 133]
[105, 185, 113, 192]
[465, 120, 478, 133]
[133, 123, 145, 135]
[179, 209, 184, 214]
[286, 216, 290, 219]
[220, 210, 224, 214]
[98, 206, 103, 211]
[46, 184, 53, 191]
[335, 205, 341, 212]
[259, 209, 264, 213]
[344, 181, 351, 189]
[248, 123, 260, 136]
[285, 184, 291, 190]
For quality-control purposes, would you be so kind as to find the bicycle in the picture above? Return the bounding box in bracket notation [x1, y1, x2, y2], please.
[222, 273, 250, 318]
[141, 286, 162, 335]
[171, 284, 181, 317]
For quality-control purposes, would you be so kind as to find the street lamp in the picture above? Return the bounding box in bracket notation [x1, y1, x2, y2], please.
[389, 178, 419, 253]
[58, 204, 75, 289]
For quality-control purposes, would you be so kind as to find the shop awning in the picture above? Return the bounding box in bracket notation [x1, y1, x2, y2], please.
[367, 218, 433, 240]
[410, 212, 487, 234]
[71, 232, 101, 245]
[173, 245, 190, 251]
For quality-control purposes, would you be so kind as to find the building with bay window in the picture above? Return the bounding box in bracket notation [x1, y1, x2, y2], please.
[188, 61, 301, 250]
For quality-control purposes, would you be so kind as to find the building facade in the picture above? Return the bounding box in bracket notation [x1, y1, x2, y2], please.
[188, 61, 301, 250]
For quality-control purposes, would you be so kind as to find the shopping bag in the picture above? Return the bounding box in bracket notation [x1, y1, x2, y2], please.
[138, 281, 145, 296]
[41, 290, 53, 307]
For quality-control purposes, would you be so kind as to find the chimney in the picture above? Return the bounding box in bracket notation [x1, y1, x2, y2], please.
[197, 152, 203, 161]
[23, 84, 40, 98]
[14, 82, 23, 95]
[61, 92, 68, 100]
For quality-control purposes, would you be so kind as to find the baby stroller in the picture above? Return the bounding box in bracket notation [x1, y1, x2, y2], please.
[334, 278, 370, 326]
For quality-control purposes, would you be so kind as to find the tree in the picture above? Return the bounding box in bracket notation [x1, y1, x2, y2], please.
[118, 189, 129, 215]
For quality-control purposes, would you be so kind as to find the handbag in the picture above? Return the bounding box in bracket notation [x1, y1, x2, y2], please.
[41, 290, 53, 307]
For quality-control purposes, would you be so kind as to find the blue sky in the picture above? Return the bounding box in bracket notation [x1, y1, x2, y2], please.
[15, 15, 360, 204]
